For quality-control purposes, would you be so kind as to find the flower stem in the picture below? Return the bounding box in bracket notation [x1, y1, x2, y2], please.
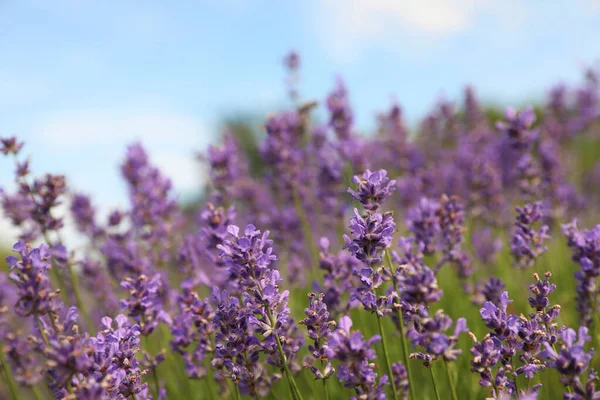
[233, 383, 242, 400]
[292, 188, 319, 276]
[0, 340, 21, 400]
[376, 314, 399, 400]
[271, 319, 303, 400]
[35, 315, 50, 347]
[385, 249, 416, 400]
[429, 366, 441, 400]
[32, 386, 44, 400]
[320, 360, 330, 400]
[67, 263, 94, 334]
[143, 336, 160, 396]
[444, 360, 458, 400]
[252, 269, 304, 400]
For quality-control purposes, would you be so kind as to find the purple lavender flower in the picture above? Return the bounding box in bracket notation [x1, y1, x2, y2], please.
[0, 136, 24, 155]
[496, 107, 538, 150]
[327, 316, 388, 400]
[211, 287, 271, 397]
[326, 79, 354, 140]
[391, 362, 410, 400]
[562, 219, 600, 326]
[481, 276, 506, 306]
[205, 134, 247, 202]
[470, 334, 511, 393]
[480, 292, 519, 341]
[406, 197, 440, 255]
[396, 237, 442, 308]
[315, 237, 361, 318]
[88, 314, 148, 398]
[300, 293, 335, 380]
[515, 154, 542, 198]
[170, 284, 215, 379]
[283, 50, 301, 101]
[70, 193, 103, 238]
[543, 326, 595, 397]
[436, 195, 474, 278]
[217, 224, 277, 289]
[528, 272, 557, 311]
[120, 273, 172, 336]
[120, 143, 180, 240]
[472, 228, 503, 266]
[343, 208, 395, 267]
[43, 307, 95, 396]
[511, 202, 550, 269]
[348, 169, 396, 212]
[408, 310, 468, 364]
[6, 241, 60, 317]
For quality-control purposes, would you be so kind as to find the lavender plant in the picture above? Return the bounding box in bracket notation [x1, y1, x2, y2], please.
[0, 54, 599, 400]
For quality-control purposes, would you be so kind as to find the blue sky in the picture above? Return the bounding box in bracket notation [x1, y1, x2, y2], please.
[1, 0, 599, 237]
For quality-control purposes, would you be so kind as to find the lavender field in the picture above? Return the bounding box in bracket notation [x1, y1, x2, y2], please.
[1, 55, 600, 400]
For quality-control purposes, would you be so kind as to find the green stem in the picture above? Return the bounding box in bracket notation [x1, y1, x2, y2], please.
[50, 266, 69, 303]
[292, 189, 319, 277]
[35, 315, 50, 347]
[429, 366, 441, 400]
[0, 340, 21, 400]
[376, 314, 399, 400]
[251, 269, 304, 400]
[67, 263, 94, 334]
[233, 383, 242, 400]
[143, 336, 160, 396]
[385, 249, 416, 400]
[271, 321, 303, 400]
[320, 360, 330, 400]
[32, 386, 44, 400]
[444, 361, 458, 400]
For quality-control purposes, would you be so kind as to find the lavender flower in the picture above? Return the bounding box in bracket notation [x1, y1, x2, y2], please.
[480, 292, 519, 342]
[327, 316, 388, 400]
[170, 284, 215, 379]
[0, 136, 24, 155]
[87, 314, 148, 398]
[543, 327, 595, 397]
[473, 228, 503, 266]
[300, 293, 335, 380]
[343, 209, 396, 267]
[562, 219, 600, 326]
[391, 362, 410, 400]
[511, 202, 550, 269]
[326, 79, 354, 140]
[315, 237, 361, 318]
[406, 198, 440, 255]
[348, 169, 396, 212]
[211, 287, 267, 396]
[6, 241, 60, 317]
[481, 276, 506, 306]
[408, 310, 468, 364]
[70, 193, 103, 238]
[396, 237, 442, 308]
[120, 273, 172, 336]
[496, 107, 538, 150]
[470, 333, 515, 395]
[219, 224, 276, 278]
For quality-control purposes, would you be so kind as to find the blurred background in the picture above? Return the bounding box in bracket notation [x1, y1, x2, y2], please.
[1, 0, 599, 246]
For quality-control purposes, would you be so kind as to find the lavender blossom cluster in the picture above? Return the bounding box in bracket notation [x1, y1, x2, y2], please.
[1, 53, 600, 400]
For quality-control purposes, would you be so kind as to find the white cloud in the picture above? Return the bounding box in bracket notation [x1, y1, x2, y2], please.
[33, 108, 210, 148]
[313, 0, 527, 61]
[154, 152, 205, 194]
[326, 0, 479, 36]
